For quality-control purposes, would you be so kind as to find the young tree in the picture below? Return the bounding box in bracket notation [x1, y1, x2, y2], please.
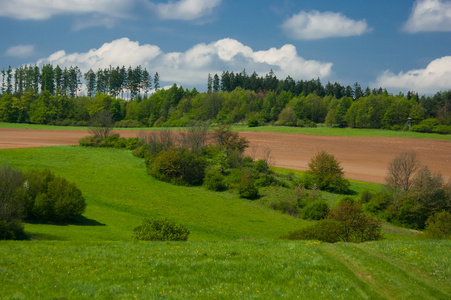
[308, 150, 350, 193]
[385, 151, 420, 191]
[89, 110, 114, 139]
[213, 125, 249, 157]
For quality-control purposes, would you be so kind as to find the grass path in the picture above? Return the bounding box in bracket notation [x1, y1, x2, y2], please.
[322, 242, 450, 299]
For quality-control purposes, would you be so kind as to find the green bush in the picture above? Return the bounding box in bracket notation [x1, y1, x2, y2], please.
[254, 159, 269, 174]
[78, 135, 103, 147]
[328, 202, 383, 242]
[301, 200, 329, 220]
[0, 165, 26, 240]
[423, 211, 451, 239]
[247, 117, 259, 127]
[236, 169, 259, 199]
[24, 169, 86, 222]
[308, 151, 350, 194]
[133, 218, 190, 241]
[283, 219, 343, 243]
[432, 125, 451, 134]
[114, 119, 144, 128]
[148, 147, 206, 186]
[204, 170, 227, 191]
[0, 219, 25, 240]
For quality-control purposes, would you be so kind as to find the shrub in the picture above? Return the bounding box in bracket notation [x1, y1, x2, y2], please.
[0, 165, 26, 240]
[254, 159, 269, 174]
[0, 219, 25, 240]
[247, 117, 259, 127]
[360, 190, 374, 204]
[133, 218, 190, 241]
[328, 202, 383, 242]
[24, 169, 86, 222]
[114, 119, 144, 128]
[410, 118, 440, 133]
[308, 151, 350, 193]
[237, 169, 259, 199]
[78, 135, 103, 147]
[432, 125, 451, 134]
[148, 147, 206, 186]
[283, 219, 343, 243]
[301, 200, 329, 220]
[423, 211, 451, 239]
[204, 170, 227, 191]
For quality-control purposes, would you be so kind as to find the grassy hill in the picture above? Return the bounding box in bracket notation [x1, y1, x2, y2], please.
[0, 146, 304, 241]
[1, 145, 449, 299]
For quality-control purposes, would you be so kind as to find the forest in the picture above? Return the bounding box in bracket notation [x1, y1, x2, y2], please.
[0, 64, 450, 134]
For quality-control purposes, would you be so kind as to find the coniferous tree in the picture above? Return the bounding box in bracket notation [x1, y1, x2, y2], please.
[141, 68, 152, 97]
[40, 64, 55, 95]
[207, 73, 212, 93]
[154, 72, 160, 91]
[84, 69, 96, 97]
[213, 74, 220, 92]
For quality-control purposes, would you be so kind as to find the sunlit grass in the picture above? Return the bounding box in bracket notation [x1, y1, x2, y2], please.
[1, 240, 449, 299]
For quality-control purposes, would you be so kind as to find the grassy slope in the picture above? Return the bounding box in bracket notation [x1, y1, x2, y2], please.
[1, 140, 449, 298]
[0, 146, 303, 241]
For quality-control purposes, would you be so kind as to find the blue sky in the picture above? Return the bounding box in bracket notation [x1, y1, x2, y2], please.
[1, 0, 450, 95]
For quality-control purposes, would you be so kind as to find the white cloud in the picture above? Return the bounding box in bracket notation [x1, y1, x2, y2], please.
[34, 37, 333, 87]
[374, 56, 451, 94]
[281, 10, 371, 40]
[0, 0, 221, 22]
[152, 0, 222, 21]
[404, 0, 451, 32]
[5, 44, 35, 58]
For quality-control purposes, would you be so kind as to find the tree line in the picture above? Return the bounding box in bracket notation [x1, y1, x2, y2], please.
[1, 64, 159, 100]
[0, 66, 450, 133]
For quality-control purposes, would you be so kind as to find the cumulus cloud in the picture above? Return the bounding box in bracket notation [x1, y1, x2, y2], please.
[281, 10, 371, 40]
[5, 44, 35, 58]
[404, 0, 451, 32]
[35, 37, 333, 87]
[374, 56, 451, 94]
[0, 0, 221, 22]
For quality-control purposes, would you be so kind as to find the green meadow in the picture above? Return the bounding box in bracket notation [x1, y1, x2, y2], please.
[0, 144, 450, 299]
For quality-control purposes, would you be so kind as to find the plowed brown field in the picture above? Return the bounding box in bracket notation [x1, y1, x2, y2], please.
[1, 128, 450, 184]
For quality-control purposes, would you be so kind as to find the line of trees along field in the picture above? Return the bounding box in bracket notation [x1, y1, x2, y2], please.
[0, 65, 450, 133]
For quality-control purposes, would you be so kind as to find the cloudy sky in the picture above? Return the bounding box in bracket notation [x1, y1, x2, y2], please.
[1, 0, 450, 95]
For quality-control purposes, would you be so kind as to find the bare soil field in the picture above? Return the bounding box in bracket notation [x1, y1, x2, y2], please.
[1, 128, 450, 184]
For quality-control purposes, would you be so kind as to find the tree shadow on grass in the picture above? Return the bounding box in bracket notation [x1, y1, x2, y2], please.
[26, 215, 105, 227]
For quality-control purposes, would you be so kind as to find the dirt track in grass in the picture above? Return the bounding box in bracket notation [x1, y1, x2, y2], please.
[1, 128, 450, 184]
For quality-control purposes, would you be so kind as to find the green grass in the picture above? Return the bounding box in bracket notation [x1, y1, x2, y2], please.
[2, 122, 450, 140]
[0, 239, 449, 299]
[232, 125, 451, 140]
[0, 146, 303, 241]
[1, 146, 450, 299]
